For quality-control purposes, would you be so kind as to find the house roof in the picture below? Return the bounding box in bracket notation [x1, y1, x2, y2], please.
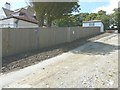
[1, 6, 38, 24]
[2, 7, 14, 17]
[1, 16, 38, 24]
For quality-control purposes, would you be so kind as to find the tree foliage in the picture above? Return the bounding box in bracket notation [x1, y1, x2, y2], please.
[117, 8, 120, 33]
[56, 9, 120, 29]
[30, 1, 80, 27]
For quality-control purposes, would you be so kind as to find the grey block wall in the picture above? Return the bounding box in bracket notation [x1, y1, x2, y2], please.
[2, 27, 101, 57]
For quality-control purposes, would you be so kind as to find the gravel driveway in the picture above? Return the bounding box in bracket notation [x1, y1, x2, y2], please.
[1, 33, 118, 88]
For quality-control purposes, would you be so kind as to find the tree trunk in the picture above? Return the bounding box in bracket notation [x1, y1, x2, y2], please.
[38, 10, 45, 27]
[47, 15, 52, 27]
[38, 18, 43, 27]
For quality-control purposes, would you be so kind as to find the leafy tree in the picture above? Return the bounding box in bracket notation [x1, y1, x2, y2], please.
[111, 8, 119, 25]
[98, 10, 106, 15]
[101, 15, 110, 29]
[30, 2, 47, 26]
[30, 1, 80, 27]
[48, 9, 118, 30]
[53, 14, 83, 27]
[110, 8, 120, 32]
[54, 15, 75, 27]
[118, 8, 120, 33]
[95, 10, 110, 29]
[79, 13, 89, 21]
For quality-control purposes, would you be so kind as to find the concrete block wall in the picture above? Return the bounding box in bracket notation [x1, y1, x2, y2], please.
[2, 27, 101, 57]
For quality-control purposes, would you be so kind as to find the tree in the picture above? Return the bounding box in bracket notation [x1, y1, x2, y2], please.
[30, 2, 47, 26]
[53, 14, 83, 27]
[98, 10, 106, 15]
[111, 8, 119, 25]
[45, 2, 80, 27]
[53, 15, 76, 27]
[30, 1, 80, 27]
[110, 8, 120, 32]
[118, 8, 120, 33]
[75, 11, 110, 29]
[101, 15, 110, 29]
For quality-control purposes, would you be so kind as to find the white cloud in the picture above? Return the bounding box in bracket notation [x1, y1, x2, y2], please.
[92, 0, 120, 14]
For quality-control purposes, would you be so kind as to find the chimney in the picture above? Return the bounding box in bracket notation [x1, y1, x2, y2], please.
[5, 2, 11, 10]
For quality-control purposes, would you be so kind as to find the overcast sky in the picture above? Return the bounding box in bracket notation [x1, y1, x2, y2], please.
[0, 0, 119, 14]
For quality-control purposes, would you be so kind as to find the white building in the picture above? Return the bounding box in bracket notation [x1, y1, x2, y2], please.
[0, 2, 38, 28]
[83, 20, 104, 33]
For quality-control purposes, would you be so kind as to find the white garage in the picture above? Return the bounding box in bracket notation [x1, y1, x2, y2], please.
[83, 20, 104, 33]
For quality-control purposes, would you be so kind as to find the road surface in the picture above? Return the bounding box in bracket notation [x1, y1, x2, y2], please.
[0, 33, 118, 88]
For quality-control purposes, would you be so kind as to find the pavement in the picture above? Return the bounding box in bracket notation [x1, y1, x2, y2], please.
[0, 33, 118, 88]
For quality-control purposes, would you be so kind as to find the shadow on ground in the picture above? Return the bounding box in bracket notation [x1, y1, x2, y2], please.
[71, 41, 119, 55]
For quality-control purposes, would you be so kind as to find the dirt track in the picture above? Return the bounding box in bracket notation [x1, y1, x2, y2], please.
[1, 33, 118, 88]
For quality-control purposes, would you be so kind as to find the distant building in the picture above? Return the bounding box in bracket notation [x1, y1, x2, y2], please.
[83, 20, 104, 33]
[0, 2, 38, 28]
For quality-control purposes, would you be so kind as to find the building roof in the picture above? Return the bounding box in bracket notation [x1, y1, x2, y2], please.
[1, 16, 38, 24]
[1, 6, 38, 24]
[2, 7, 13, 17]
